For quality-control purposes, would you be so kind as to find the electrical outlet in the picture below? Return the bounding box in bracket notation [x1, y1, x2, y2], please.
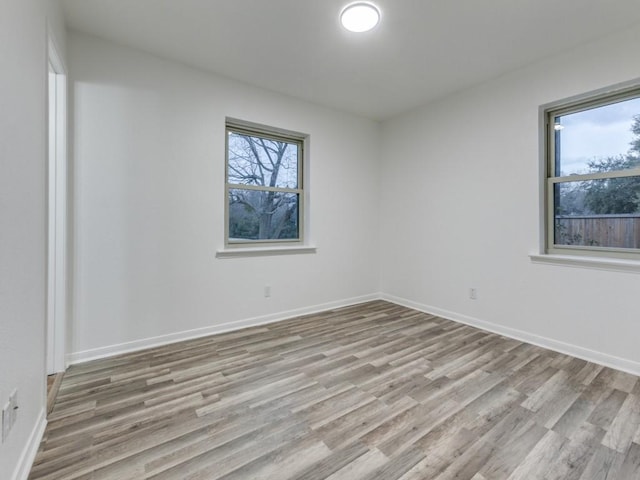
[469, 288, 477, 300]
[264, 285, 271, 298]
[2, 402, 10, 443]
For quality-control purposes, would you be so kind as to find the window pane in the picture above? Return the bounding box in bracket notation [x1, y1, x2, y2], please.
[228, 188, 299, 241]
[227, 132, 298, 189]
[554, 178, 640, 248]
[553, 97, 640, 176]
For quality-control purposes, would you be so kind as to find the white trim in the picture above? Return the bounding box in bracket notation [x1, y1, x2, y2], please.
[66, 293, 377, 364]
[11, 409, 47, 480]
[381, 293, 640, 377]
[529, 253, 640, 274]
[46, 33, 68, 374]
[47, 31, 66, 73]
[216, 245, 317, 259]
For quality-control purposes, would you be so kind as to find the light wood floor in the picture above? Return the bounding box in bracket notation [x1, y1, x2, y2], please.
[29, 301, 640, 479]
[47, 373, 65, 416]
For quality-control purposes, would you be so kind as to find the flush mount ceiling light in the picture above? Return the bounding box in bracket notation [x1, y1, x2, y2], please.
[340, 2, 380, 33]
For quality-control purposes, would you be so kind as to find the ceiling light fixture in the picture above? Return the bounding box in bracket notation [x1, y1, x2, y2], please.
[340, 2, 380, 33]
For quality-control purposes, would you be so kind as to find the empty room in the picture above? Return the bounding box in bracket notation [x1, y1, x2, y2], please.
[3, 0, 640, 479]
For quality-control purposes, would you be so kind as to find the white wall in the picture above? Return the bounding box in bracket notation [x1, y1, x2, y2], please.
[0, 0, 66, 478]
[380, 25, 640, 372]
[69, 32, 381, 360]
[68, 16, 640, 375]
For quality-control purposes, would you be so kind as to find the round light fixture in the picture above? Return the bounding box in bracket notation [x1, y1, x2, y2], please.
[340, 2, 380, 33]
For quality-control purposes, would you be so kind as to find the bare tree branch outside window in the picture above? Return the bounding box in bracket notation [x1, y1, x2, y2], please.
[226, 128, 302, 242]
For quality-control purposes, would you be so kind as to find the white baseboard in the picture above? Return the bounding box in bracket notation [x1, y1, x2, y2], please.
[12, 408, 47, 480]
[66, 294, 380, 365]
[67, 291, 640, 378]
[381, 293, 640, 377]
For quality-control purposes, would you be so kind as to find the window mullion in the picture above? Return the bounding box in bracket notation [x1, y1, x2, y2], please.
[227, 183, 302, 194]
[551, 168, 640, 184]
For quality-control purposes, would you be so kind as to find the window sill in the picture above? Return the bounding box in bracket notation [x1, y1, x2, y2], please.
[529, 253, 640, 274]
[216, 245, 317, 259]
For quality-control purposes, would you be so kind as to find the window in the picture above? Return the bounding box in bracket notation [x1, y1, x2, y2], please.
[545, 87, 640, 259]
[225, 120, 306, 246]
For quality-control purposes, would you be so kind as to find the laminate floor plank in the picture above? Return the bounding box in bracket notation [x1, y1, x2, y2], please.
[29, 300, 640, 479]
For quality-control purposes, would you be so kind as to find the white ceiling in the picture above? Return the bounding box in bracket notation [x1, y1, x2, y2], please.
[61, 0, 640, 120]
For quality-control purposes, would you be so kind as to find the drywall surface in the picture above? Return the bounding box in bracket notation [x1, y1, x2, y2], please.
[0, 0, 66, 478]
[69, 32, 381, 358]
[380, 25, 640, 371]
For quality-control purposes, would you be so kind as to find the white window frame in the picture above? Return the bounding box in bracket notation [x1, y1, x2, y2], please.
[223, 118, 310, 252]
[544, 85, 640, 261]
